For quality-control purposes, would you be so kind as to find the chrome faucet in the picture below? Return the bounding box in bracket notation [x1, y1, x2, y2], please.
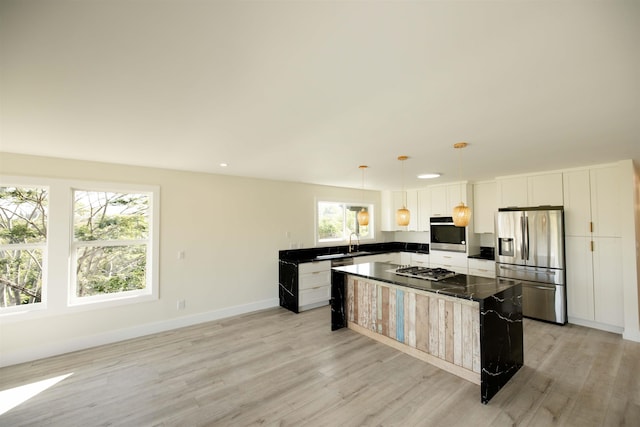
[349, 232, 360, 253]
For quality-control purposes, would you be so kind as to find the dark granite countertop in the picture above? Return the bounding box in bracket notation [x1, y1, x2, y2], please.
[279, 242, 429, 263]
[467, 254, 495, 260]
[467, 246, 495, 261]
[333, 262, 518, 302]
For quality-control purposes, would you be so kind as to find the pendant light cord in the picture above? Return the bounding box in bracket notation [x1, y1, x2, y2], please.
[359, 165, 367, 202]
[398, 156, 408, 208]
[454, 143, 467, 204]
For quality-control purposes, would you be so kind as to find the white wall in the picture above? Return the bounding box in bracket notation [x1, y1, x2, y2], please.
[0, 152, 382, 366]
[622, 159, 640, 341]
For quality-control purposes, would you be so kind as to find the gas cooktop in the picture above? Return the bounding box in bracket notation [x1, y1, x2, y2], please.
[392, 266, 457, 281]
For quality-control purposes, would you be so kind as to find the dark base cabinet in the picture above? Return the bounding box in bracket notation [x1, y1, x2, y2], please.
[279, 259, 299, 313]
[331, 270, 347, 330]
[479, 284, 524, 403]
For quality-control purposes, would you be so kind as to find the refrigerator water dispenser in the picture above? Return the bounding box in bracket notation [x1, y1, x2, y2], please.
[498, 238, 514, 257]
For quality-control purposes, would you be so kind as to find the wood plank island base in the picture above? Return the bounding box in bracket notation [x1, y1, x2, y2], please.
[331, 262, 524, 404]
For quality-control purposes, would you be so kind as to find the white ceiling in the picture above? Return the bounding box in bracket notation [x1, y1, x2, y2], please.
[1, 1, 639, 191]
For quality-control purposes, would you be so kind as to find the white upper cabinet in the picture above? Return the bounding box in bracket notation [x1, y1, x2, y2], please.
[497, 172, 563, 208]
[473, 181, 497, 234]
[417, 188, 431, 232]
[590, 166, 621, 238]
[528, 173, 564, 206]
[380, 190, 419, 231]
[380, 190, 394, 231]
[430, 182, 468, 217]
[496, 176, 527, 208]
[563, 165, 620, 238]
[380, 190, 409, 231]
[562, 169, 592, 237]
[430, 185, 448, 217]
[406, 190, 419, 231]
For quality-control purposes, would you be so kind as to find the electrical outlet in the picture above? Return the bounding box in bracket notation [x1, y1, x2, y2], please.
[177, 299, 186, 310]
[177, 250, 185, 260]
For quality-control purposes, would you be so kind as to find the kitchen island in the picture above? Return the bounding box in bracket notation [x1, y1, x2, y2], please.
[331, 262, 523, 404]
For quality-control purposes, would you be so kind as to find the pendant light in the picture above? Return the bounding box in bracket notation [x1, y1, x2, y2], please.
[452, 142, 471, 227]
[357, 165, 370, 226]
[396, 155, 410, 226]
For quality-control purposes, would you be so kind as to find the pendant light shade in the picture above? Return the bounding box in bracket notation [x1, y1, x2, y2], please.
[357, 165, 369, 226]
[396, 207, 410, 226]
[452, 142, 471, 227]
[396, 155, 410, 226]
[357, 208, 370, 226]
[452, 202, 471, 227]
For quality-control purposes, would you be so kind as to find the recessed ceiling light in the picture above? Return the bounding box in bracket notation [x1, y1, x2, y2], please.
[417, 173, 441, 179]
[219, 163, 228, 167]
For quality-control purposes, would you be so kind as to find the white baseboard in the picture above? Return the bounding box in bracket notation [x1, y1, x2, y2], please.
[568, 317, 624, 335]
[0, 298, 279, 368]
[623, 328, 640, 343]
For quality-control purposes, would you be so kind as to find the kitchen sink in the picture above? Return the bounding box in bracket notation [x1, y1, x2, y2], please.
[315, 253, 347, 260]
[315, 251, 371, 260]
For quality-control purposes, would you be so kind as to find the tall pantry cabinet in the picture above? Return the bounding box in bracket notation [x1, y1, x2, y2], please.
[563, 164, 623, 330]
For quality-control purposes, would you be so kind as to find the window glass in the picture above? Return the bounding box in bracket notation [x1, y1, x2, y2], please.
[0, 187, 48, 308]
[75, 245, 147, 297]
[74, 191, 149, 241]
[318, 202, 344, 241]
[72, 190, 150, 300]
[317, 201, 372, 243]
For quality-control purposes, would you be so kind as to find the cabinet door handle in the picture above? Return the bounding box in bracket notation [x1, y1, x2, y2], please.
[591, 241, 594, 252]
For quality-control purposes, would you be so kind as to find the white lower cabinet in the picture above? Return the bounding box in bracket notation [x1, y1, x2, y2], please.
[298, 261, 331, 310]
[400, 252, 412, 265]
[592, 237, 623, 328]
[430, 251, 468, 274]
[566, 236, 594, 320]
[566, 236, 623, 329]
[468, 258, 496, 278]
[410, 252, 429, 267]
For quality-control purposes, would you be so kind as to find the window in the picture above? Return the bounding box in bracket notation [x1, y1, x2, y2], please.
[71, 190, 152, 303]
[0, 186, 48, 309]
[0, 176, 159, 318]
[317, 201, 373, 243]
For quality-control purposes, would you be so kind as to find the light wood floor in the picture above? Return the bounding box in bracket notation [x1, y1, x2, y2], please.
[1, 306, 639, 426]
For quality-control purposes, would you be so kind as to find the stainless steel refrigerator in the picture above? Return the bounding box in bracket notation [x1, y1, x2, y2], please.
[495, 206, 567, 324]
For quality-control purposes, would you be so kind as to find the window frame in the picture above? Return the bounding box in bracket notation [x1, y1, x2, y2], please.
[68, 185, 158, 306]
[0, 175, 160, 321]
[0, 183, 49, 314]
[315, 199, 375, 246]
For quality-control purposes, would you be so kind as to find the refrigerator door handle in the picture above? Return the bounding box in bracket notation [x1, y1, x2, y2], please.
[498, 265, 556, 276]
[523, 215, 529, 260]
[520, 215, 527, 261]
[519, 216, 525, 260]
[528, 285, 556, 291]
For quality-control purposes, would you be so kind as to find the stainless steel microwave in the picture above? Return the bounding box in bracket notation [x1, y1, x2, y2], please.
[430, 217, 466, 252]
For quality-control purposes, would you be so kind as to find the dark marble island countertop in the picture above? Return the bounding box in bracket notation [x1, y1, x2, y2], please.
[332, 262, 516, 302]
